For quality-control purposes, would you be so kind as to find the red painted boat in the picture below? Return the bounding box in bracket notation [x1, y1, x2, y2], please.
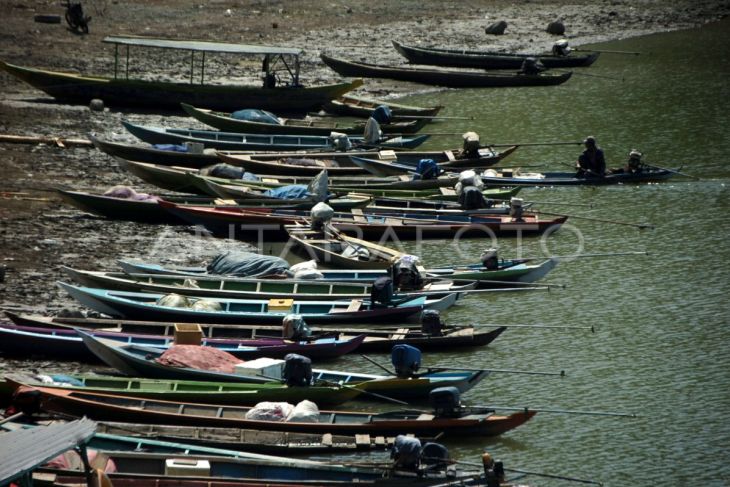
[159, 201, 567, 241]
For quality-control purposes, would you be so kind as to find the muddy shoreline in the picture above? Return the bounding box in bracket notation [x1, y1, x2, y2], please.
[1, 0, 728, 319]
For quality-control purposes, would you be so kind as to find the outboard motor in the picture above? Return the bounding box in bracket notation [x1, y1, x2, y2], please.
[310, 202, 334, 231]
[461, 132, 481, 159]
[370, 276, 394, 307]
[371, 105, 393, 124]
[420, 443, 450, 470]
[520, 57, 545, 75]
[481, 248, 499, 270]
[329, 132, 352, 151]
[458, 185, 488, 210]
[282, 314, 311, 340]
[509, 197, 524, 222]
[390, 255, 424, 291]
[552, 39, 571, 56]
[429, 386, 462, 418]
[413, 159, 441, 180]
[454, 169, 483, 196]
[283, 353, 312, 387]
[391, 435, 422, 470]
[391, 344, 421, 378]
[421, 309, 444, 336]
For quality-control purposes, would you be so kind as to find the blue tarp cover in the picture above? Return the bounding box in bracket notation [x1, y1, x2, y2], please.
[263, 184, 311, 199]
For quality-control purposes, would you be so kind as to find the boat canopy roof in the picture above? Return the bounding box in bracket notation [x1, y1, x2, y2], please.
[103, 36, 302, 56]
[0, 418, 97, 486]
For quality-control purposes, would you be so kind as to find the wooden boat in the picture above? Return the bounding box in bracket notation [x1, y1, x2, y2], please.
[392, 40, 600, 69]
[321, 53, 572, 88]
[479, 168, 679, 186]
[56, 189, 370, 224]
[181, 103, 428, 135]
[159, 202, 568, 240]
[94, 422, 398, 454]
[95, 134, 511, 171]
[115, 256, 557, 288]
[58, 282, 458, 324]
[0, 37, 362, 112]
[77, 331, 491, 398]
[60, 266, 473, 300]
[23, 430, 487, 485]
[219, 145, 517, 176]
[5, 373, 362, 406]
[7, 312, 508, 353]
[122, 121, 431, 151]
[0, 323, 366, 361]
[322, 93, 443, 119]
[20, 385, 536, 437]
[286, 226, 404, 270]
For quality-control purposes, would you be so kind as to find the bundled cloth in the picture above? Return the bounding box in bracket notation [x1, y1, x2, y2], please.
[288, 260, 324, 280]
[201, 163, 260, 181]
[206, 251, 289, 277]
[103, 185, 160, 203]
[155, 293, 222, 311]
[155, 345, 243, 373]
[245, 400, 320, 422]
[262, 185, 312, 200]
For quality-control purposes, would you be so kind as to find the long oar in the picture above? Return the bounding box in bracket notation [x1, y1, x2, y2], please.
[532, 209, 654, 229]
[554, 69, 624, 81]
[360, 353, 397, 375]
[482, 405, 637, 418]
[484, 141, 582, 148]
[518, 251, 648, 262]
[574, 47, 641, 55]
[524, 199, 595, 208]
[391, 115, 474, 120]
[643, 162, 699, 180]
[316, 378, 411, 406]
[473, 323, 595, 332]
[504, 467, 603, 485]
[426, 366, 565, 377]
[428, 458, 603, 486]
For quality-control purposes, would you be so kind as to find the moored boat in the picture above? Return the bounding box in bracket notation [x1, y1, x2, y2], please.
[322, 93, 444, 118]
[122, 121, 430, 151]
[181, 102, 428, 135]
[392, 40, 600, 69]
[15, 385, 536, 437]
[0, 37, 362, 112]
[58, 282, 457, 324]
[479, 167, 679, 186]
[321, 53, 572, 88]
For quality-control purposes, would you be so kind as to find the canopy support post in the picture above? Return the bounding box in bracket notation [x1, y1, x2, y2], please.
[113, 43, 119, 79]
[76, 445, 94, 487]
[125, 45, 129, 79]
[190, 50, 194, 84]
[201, 51, 206, 84]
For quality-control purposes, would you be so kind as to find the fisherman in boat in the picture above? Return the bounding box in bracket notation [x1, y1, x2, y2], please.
[363, 105, 392, 145]
[576, 136, 606, 178]
[482, 452, 506, 487]
[609, 149, 644, 174]
[552, 39, 572, 57]
[520, 57, 546, 75]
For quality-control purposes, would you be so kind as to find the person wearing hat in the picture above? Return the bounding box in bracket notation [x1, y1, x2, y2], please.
[576, 136, 606, 178]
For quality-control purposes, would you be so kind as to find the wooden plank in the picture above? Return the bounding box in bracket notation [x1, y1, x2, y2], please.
[321, 433, 333, 446]
[391, 328, 409, 340]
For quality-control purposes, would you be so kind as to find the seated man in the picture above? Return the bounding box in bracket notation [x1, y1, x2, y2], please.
[576, 136, 606, 178]
[520, 56, 546, 75]
[552, 39, 571, 57]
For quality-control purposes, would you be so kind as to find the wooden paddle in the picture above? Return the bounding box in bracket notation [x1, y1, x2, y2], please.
[477, 405, 637, 418]
[532, 209, 654, 229]
[643, 162, 699, 180]
[574, 47, 641, 55]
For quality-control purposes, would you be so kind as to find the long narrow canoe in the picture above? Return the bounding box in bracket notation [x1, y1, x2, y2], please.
[479, 168, 678, 186]
[286, 226, 404, 270]
[56, 189, 371, 224]
[78, 331, 491, 398]
[0, 323, 365, 361]
[181, 103, 428, 135]
[392, 40, 600, 69]
[95, 135, 515, 171]
[60, 266, 473, 299]
[58, 282, 457, 324]
[7, 313, 508, 353]
[93, 422, 398, 454]
[159, 201, 567, 240]
[321, 54, 572, 88]
[20, 385, 536, 437]
[23, 430, 486, 484]
[115, 256, 557, 288]
[122, 121, 430, 151]
[5, 374, 362, 406]
[0, 60, 362, 112]
[322, 93, 443, 119]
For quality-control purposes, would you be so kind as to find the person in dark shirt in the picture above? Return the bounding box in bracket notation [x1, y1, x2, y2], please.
[576, 136, 606, 177]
